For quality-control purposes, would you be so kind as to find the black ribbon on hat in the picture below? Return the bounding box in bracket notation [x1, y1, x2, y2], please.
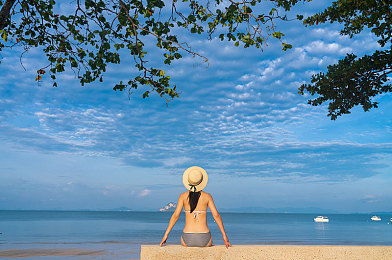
[189, 184, 197, 192]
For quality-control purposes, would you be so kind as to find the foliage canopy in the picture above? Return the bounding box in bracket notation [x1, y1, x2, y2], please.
[299, 0, 392, 120]
[0, 0, 391, 119]
[0, 0, 297, 102]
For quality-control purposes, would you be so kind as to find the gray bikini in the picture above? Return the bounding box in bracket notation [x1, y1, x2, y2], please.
[182, 231, 212, 247]
[182, 210, 211, 247]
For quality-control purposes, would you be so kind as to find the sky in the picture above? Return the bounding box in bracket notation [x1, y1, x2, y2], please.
[0, 0, 391, 213]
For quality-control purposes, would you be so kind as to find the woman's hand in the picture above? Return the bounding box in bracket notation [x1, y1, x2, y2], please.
[159, 234, 168, 247]
[223, 236, 232, 248]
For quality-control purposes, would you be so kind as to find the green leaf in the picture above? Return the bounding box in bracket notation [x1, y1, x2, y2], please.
[269, 8, 276, 16]
[142, 91, 150, 98]
[272, 31, 284, 39]
[0, 30, 7, 42]
[282, 43, 292, 51]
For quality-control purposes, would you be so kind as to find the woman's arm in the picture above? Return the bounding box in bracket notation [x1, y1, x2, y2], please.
[159, 193, 184, 246]
[207, 193, 232, 248]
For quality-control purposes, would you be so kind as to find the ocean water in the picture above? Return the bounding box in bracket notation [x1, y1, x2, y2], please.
[1, 211, 392, 259]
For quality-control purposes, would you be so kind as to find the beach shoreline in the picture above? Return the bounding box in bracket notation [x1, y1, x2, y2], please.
[0, 248, 106, 258]
[2, 245, 392, 259]
[0, 247, 139, 259]
[0, 243, 140, 259]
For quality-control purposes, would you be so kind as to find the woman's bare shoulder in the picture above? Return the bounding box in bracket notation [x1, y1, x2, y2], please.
[201, 191, 212, 199]
[179, 191, 189, 198]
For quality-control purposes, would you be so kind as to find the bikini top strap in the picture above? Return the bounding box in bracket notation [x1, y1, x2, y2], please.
[184, 210, 207, 221]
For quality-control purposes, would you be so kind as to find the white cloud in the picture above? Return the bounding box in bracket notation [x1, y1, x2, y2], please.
[303, 40, 353, 55]
[311, 28, 341, 39]
[163, 156, 192, 167]
[138, 189, 151, 197]
[361, 195, 379, 204]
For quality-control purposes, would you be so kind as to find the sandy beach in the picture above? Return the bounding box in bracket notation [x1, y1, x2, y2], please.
[141, 245, 392, 260]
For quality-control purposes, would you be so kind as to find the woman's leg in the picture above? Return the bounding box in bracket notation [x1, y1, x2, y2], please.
[206, 235, 212, 247]
[181, 236, 187, 247]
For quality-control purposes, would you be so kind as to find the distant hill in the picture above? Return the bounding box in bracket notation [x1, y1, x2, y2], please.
[109, 207, 133, 211]
[371, 212, 392, 215]
[159, 202, 176, 212]
[74, 207, 133, 211]
[221, 206, 337, 214]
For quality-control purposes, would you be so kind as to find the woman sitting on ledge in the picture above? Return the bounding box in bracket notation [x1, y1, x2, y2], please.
[160, 166, 231, 248]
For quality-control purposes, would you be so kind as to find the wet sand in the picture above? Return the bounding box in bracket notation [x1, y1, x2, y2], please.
[141, 245, 392, 260]
[0, 248, 106, 257]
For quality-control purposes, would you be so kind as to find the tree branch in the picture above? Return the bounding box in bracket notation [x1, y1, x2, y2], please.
[0, 0, 17, 30]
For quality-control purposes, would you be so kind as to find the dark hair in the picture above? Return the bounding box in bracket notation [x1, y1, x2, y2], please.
[188, 191, 201, 213]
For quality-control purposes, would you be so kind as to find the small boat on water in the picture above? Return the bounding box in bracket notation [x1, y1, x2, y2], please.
[314, 216, 329, 222]
[371, 216, 381, 221]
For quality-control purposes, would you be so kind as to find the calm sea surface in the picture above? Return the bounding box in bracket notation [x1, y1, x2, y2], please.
[1, 211, 392, 259]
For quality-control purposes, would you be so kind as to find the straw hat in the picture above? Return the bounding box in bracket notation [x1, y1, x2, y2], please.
[183, 166, 208, 192]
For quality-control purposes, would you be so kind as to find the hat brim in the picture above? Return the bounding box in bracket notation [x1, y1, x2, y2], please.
[183, 166, 208, 192]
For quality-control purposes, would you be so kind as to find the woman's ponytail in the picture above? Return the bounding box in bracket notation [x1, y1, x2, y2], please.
[188, 191, 201, 213]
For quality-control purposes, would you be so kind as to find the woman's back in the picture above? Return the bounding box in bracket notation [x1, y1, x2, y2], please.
[183, 191, 210, 233]
[160, 166, 231, 248]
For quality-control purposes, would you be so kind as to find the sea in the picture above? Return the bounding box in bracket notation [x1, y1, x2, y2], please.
[1, 210, 392, 259]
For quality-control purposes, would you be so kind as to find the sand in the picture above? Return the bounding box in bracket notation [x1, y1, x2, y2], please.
[141, 245, 392, 260]
[0, 248, 106, 258]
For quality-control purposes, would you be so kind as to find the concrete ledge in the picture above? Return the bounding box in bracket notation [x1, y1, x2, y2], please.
[141, 245, 392, 260]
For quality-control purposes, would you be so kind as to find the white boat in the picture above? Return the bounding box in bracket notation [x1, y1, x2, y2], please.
[314, 216, 329, 222]
[371, 216, 381, 221]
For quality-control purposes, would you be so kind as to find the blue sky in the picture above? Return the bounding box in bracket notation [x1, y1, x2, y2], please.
[0, 0, 391, 213]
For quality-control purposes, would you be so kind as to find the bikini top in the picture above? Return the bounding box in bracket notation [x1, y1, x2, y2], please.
[184, 210, 207, 221]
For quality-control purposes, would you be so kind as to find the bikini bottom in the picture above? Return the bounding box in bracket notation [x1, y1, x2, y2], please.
[181, 232, 211, 247]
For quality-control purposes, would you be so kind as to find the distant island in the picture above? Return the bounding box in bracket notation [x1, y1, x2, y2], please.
[220, 206, 337, 214]
[109, 207, 132, 211]
[159, 202, 176, 212]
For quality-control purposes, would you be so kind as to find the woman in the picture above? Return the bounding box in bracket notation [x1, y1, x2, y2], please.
[159, 166, 231, 248]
